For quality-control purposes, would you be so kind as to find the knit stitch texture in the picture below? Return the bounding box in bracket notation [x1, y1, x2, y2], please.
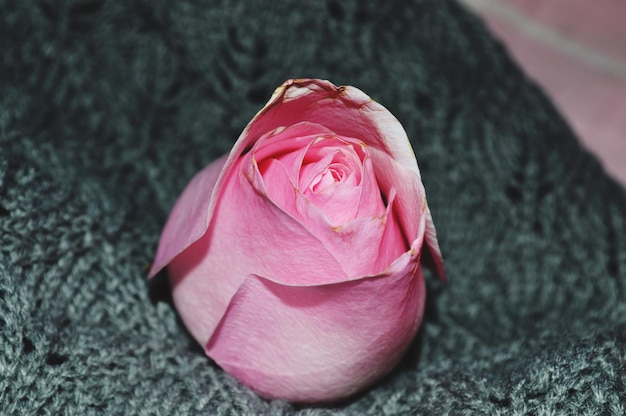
[1, 1, 625, 415]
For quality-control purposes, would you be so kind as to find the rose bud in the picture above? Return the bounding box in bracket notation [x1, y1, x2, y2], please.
[149, 79, 445, 403]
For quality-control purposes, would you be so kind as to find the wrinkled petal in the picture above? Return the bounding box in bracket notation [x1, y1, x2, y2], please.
[205, 255, 425, 403]
[167, 155, 348, 345]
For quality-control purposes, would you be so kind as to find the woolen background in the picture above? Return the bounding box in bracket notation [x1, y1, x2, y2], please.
[1, 1, 625, 414]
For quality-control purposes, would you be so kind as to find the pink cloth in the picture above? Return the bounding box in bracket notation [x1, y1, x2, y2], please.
[461, 0, 626, 187]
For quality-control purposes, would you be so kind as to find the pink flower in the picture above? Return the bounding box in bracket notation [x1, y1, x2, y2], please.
[149, 79, 445, 403]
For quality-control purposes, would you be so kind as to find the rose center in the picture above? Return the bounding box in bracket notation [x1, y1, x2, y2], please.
[252, 126, 386, 226]
[310, 164, 350, 193]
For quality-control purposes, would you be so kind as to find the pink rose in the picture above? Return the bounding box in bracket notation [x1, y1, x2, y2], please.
[149, 79, 445, 403]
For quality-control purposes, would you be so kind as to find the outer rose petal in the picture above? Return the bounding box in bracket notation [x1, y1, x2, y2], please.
[205, 253, 425, 403]
[148, 154, 228, 278]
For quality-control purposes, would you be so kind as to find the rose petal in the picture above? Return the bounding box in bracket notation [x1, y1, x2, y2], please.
[355, 155, 387, 219]
[253, 122, 337, 184]
[205, 255, 425, 403]
[255, 158, 295, 214]
[369, 146, 446, 281]
[367, 147, 424, 240]
[167, 155, 348, 345]
[293, 185, 409, 277]
[148, 154, 228, 278]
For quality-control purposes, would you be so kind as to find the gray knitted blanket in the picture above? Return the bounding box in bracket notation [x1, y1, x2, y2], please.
[1, 1, 625, 414]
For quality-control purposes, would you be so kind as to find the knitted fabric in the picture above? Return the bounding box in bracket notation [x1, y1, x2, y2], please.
[1, 1, 625, 414]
